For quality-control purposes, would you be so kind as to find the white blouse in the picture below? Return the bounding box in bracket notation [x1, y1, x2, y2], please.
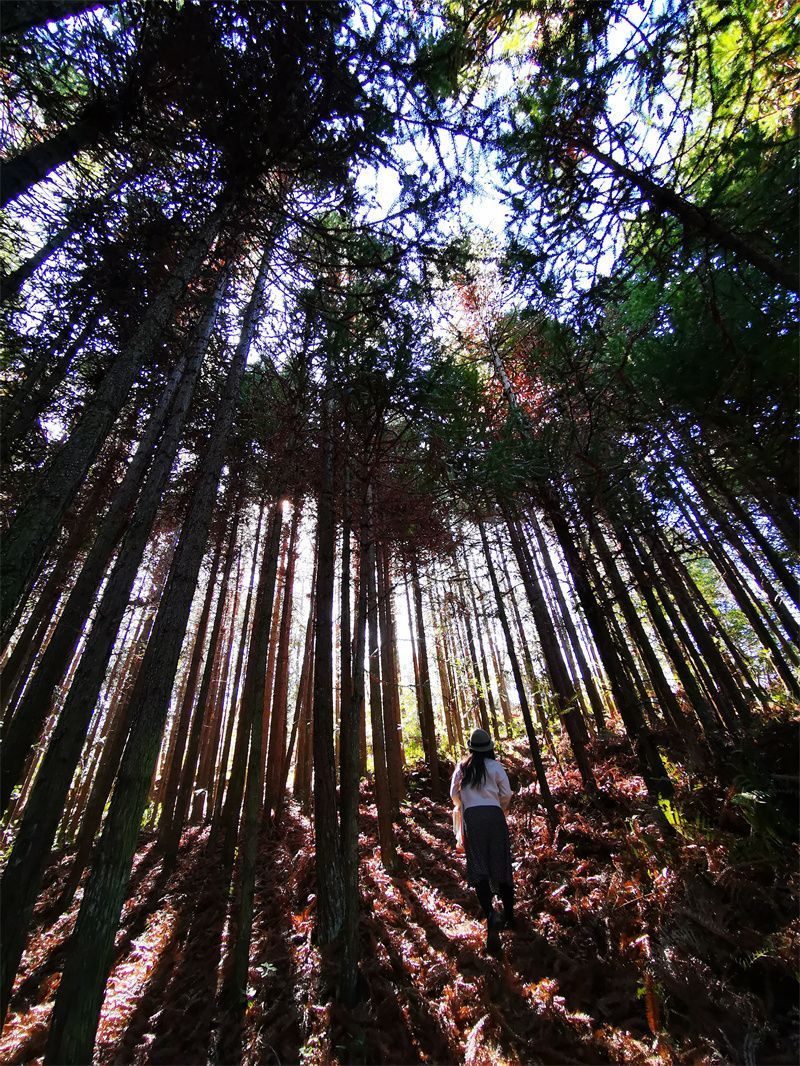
[450, 758, 512, 812]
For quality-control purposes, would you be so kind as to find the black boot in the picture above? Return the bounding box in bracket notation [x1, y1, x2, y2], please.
[486, 910, 503, 953]
[498, 882, 516, 930]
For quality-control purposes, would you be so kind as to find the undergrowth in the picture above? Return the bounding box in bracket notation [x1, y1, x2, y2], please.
[1, 717, 797, 1065]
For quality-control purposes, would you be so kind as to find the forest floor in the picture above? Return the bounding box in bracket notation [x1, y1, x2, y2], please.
[2, 719, 798, 1066]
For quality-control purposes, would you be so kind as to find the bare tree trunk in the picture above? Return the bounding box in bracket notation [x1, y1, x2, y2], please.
[222, 503, 283, 1012]
[463, 554, 500, 736]
[290, 555, 317, 811]
[409, 555, 440, 799]
[366, 516, 397, 870]
[162, 501, 242, 862]
[528, 513, 607, 733]
[581, 139, 800, 294]
[1, 206, 226, 635]
[210, 503, 265, 830]
[377, 543, 404, 808]
[192, 550, 243, 822]
[219, 505, 282, 868]
[340, 491, 365, 1005]
[311, 393, 345, 942]
[0, 266, 227, 1021]
[505, 515, 595, 789]
[1, 354, 190, 813]
[1, 314, 98, 455]
[479, 521, 556, 821]
[43, 233, 267, 1063]
[264, 504, 301, 817]
[542, 492, 675, 799]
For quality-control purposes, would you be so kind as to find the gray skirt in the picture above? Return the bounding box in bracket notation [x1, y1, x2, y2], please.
[464, 805, 513, 887]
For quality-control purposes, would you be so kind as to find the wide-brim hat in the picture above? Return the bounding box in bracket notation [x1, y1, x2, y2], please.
[468, 728, 494, 753]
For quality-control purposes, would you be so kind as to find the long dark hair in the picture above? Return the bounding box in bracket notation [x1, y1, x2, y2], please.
[461, 749, 494, 789]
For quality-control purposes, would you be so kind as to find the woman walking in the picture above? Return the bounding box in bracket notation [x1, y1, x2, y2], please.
[450, 728, 515, 953]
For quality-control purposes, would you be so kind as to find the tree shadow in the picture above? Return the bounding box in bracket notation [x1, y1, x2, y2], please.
[112, 836, 229, 1064]
[8, 835, 169, 1017]
[213, 813, 307, 1066]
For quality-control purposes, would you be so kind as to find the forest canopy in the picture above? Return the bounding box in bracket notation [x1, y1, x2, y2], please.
[0, 1, 797, 1063]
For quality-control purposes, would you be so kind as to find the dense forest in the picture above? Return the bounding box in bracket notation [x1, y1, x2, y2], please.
[0, 0, 798, 1063]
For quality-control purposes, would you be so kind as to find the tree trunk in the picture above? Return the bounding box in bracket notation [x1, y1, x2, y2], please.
[0, 267, 226, 1021]
[0, 205, 226, 635]
[256, 515, 290, 808]
[486, 623, 514, 737]
[463, 554, 501, 736]
[410, 555, 440, 798]
[210, 503, 265, 829]
[222, 505, 283, 1011]
[154, 522, 227, 831]
[505, 515, 595, 789]
[290, 555, 317, 811]
[219, 504, 282, 868]
[1, 314, 98, 455]
[58, 585, 163, 908]
[685, 472, 800, 634]
[366, 518, 397, 870]
[613, 516, 722, 748]
[0, 352, 187, 811]
[311, 393, 345, 943]
[528, 513, 607, 733]
[162, 502, 242, 863]
[264, 504, 301, 817]
[673, 492, 799, 698]
[339, 495, 366, 1006]
[0, 476, 105, 717]
[0, 102, 119, 208]
[642, 520, 751, 727]
[496, 541, 555, 749]
[541, 494, 673, 798]
[43, 235, 267, 1065]
[192, 550, 242, 822]
[2, 171, 129, 302]
[581, 140, 800, 294]
[458, 578, 491, 734]
[583, 508, 687, 735]
[377, 543, 404, 808]
[479, 521, 556, 820]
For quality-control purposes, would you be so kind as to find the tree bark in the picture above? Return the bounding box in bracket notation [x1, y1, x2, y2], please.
[505, 515, 595, 789]
[340, 496, 366, 1005]
[1, 314, 98, 455]
[377, 543, 404, 808]
[542, 493, 674, 798]
[528, 513, 607, 733]
[0, 353, 187, 811]
[221, 505, 283, 1010]
[410, 555, 440, 799]
[366, 517, 397, 870]
[1, 205, 226, 636]
[479, 521, 556, 820]
[43, 235, 266, 1064]
[0, 268, 227, 1021]
[210, 503, 265, 830]
[311, 394, 345, 942]
[583, 508, 686, 735]
[264, 504, 301, 817]
[162, 502, 241, 862]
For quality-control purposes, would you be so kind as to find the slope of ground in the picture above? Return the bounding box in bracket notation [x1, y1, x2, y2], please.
[2, 722, 798, 1065]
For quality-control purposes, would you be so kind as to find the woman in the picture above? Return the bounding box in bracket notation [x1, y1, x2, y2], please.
[450, 728, 515, 952]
